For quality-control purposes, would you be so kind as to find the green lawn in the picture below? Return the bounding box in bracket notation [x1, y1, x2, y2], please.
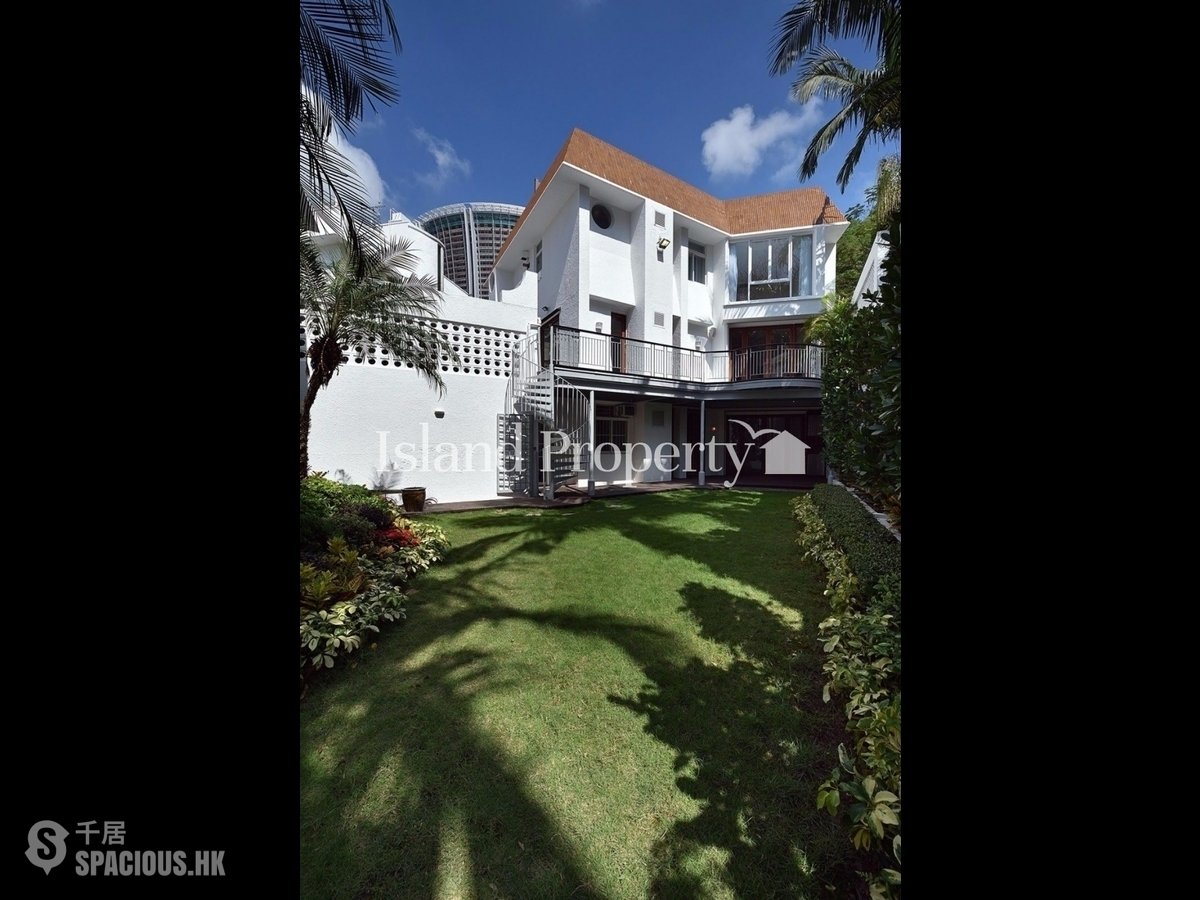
[300, 490, 857, 898]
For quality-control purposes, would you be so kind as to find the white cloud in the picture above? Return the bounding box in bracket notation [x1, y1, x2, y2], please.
[358, 112, 386, 133]
[701, 101, 823, 179]
[412, 128, 472, 190]
[330, 129, 388, 208]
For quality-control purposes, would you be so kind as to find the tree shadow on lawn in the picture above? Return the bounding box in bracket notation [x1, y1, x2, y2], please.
[609, 582, 859, 898]
[302, 645, 610, 899]
[441, 490, 806, 604]
[303, 493, 857, 897]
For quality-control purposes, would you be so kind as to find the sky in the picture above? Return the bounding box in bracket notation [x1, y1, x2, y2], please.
[337, 0, 900, 221]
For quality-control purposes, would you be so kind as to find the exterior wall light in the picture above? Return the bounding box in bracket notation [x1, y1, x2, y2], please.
[434, 408, 445, 419]
[657, 237, 671, 250]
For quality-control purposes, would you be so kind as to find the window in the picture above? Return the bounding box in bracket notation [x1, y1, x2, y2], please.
[535, 240, 542, 273]
[730, 234, 813, 301]
[688, 242, 706, 284]
[591, 205, 612, 229]
[596, 419, 628, 446]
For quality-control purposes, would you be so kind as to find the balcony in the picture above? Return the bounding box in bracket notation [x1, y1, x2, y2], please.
[550, 326, 823, 384]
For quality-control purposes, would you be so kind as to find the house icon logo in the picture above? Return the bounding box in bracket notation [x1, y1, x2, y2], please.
[726, 419, 810, 486]
[761, 430, 810, 475]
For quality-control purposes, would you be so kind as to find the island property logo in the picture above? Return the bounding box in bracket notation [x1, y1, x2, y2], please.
[376, 419, 810, 488]
[25, 819, 224, 877]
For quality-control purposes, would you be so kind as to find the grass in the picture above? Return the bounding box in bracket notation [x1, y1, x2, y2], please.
[300, 489, 857, 898]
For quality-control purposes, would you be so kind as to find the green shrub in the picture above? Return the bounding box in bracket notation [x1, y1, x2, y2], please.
[300, 586, 406, 675]
[299, 523, 450, 691]
[300, 538, 367, 611]
[808, 207, 900, 527]
[329, 511, 374, 548]
[794, 493, 901, 895]
[810, 484, 899, 596]
[300, 490, 335, 554]
[353, 502, 395, 530]
[362, 518, 451, 585]
[301, 476, 399, 553]
[303, 476, 395, 517]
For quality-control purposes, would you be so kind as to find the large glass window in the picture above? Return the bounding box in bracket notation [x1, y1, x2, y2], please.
[731, 234, 813, 301]
[688, 242, 706, 284]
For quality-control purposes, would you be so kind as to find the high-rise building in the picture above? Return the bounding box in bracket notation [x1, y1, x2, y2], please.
[414, 202, 523, 300]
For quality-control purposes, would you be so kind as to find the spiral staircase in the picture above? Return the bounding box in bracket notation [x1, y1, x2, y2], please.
[498, 328, 591, 498]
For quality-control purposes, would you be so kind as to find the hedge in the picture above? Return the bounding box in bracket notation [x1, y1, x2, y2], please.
[810, 484, 900, 595]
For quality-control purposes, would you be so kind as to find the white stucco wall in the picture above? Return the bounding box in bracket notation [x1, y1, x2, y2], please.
[588, 202, 635, 305]
[539, 192, 580, 328]
[492, 265, 538, 308]
[305, 295, 537, 504]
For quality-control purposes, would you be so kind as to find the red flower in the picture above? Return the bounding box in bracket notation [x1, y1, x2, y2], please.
[376, 527, 422, 548]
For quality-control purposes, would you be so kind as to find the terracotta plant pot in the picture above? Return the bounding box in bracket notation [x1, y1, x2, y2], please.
[401, 487, 426, 513]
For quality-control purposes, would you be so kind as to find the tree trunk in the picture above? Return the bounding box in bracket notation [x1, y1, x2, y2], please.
[299, 374, 323, 480]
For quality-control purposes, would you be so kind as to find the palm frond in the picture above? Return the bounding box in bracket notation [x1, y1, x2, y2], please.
[299, 93, 382, 275]
[769, 0, 900, 75]
[302, 237, 458, 396]
[299, 0, 401, 133]
[790, 46, 900, 188]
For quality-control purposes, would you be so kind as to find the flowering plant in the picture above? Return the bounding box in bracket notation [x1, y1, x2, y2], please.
[376, 527, 421, 548]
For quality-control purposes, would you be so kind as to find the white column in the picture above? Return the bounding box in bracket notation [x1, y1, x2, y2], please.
[588, 389, 596, 496]
[698, 400, 706, 487]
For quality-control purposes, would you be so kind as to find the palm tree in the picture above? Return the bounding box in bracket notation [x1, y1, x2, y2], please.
[300, 237, 457, 479]
[300, 1, 402, 276]
[769, 0, 901, 190]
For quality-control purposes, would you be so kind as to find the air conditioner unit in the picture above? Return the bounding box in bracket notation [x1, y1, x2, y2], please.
[615, 404, 637, 417]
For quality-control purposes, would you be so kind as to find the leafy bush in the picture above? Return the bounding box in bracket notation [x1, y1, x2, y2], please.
[301, 476, 399, 553]
[300, 538, 367, 611]
[354, 502, 395, 530]
[810, 484, 900, 597]
[808, 207, 900, 525]
[364, 519, 450, 584]
[303, 476, 396, 518]
[794, 494, 901, 896]
[329, 511, 374, 548]
[300, 586, 405, 675]
[299, 522, 450, 690]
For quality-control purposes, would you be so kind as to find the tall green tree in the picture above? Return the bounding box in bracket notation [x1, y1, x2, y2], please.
[300, 1, 401, 276]
[809, 203, 900, 521]
[300, 238, 455, 479]
[769, 0, 901, 190]
[835, 153, 899, 297]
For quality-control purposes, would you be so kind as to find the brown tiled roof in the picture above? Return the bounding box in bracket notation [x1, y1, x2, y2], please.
[497, 128, 846, 262]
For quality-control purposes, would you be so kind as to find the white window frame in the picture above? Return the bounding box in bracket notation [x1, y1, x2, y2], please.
[732, 234, 815, 302]
[688, 242, 707, 284]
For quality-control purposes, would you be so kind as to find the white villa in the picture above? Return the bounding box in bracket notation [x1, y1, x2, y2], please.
[303, 129, 849, 504]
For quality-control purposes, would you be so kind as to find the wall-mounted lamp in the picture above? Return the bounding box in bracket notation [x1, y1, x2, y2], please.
[434, 408, 445, 419]
[521, 255, 529, 269]
[657, 237, 671, 251]
[595, 322, 604, 332]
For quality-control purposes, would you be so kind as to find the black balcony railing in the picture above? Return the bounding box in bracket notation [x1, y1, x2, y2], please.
[549, 326, 823, 384]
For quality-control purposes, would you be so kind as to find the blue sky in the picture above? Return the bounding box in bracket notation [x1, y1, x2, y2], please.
[337, 0, 900, 220]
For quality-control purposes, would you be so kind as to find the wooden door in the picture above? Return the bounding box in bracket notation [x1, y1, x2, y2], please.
[611, 312, 627, 373]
